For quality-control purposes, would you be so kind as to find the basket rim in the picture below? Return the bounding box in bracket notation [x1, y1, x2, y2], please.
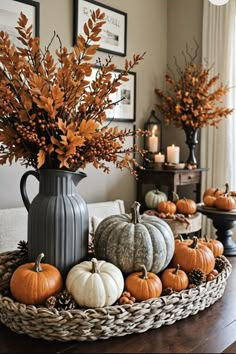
[0, 254, 232, 316]
[0, 252, 232, 342]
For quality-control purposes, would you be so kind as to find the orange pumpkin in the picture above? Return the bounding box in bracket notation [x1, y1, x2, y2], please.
[199, 235, 224, 257]
[157, 201, 176, 214]
[171, 236, 215, 275]
[125, 265, 162, 301]
[203, 184, 227, 199]
[215, 194, 235, 211]
[160, 264, 189, 292]
[229, 191, 236, 203]
[10, 253, 63, 305]
[176, 198, 197, 215]
[203, 195, 216, 207]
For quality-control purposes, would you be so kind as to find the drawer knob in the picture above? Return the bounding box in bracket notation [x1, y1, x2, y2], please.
[188, 176, 192, 179]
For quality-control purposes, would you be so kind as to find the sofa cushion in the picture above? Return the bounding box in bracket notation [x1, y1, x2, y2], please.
[0, 200, 125, 253]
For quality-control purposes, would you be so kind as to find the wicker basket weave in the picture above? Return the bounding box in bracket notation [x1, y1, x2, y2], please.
[0, 250, 232, 342]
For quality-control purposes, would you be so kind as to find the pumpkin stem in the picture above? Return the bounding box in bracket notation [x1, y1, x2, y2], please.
[140, 264, 148, 279]
[176, 234, 184, 242]
[131, 201, 141, 224]
[204, 234, 209, 242]
[171, 191, 179, 203]
[32, 253, 44, 272]
[225, 183, 229, 195]
[189, 236, 198, 249]
[91, 258, 99, 273]
[173, 264, 180, 275]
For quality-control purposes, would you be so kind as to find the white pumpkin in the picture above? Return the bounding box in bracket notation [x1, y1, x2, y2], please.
[145, 189, 167, 209]
[66, 258, 124, 308]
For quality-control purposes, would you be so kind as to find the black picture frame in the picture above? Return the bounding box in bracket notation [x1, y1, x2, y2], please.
[0, 0, 40, 41]
[91, 67, 136, 122]
[73, 0, 127, 57]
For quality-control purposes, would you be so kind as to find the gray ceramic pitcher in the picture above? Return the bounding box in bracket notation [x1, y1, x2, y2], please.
[20, 169, 89, 278]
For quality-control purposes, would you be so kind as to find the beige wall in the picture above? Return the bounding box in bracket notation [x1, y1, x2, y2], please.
[163, 0, 203, 165]
[0, 0, 203, 211]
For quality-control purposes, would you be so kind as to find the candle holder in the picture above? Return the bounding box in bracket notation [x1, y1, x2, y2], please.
[154, 162, 164, 170]
[144, 110, 162, 167]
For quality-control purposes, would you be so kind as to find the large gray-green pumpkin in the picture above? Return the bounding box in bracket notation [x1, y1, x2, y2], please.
[145, 189, 167, 209]
[94, 201, 175, 274]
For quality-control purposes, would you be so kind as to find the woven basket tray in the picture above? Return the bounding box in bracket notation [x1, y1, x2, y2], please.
[0, 250, 232, 342]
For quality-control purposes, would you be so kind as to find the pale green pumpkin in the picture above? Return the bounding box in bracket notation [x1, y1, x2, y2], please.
[94, 201, 175, 274]
[145, 189, 167, 209]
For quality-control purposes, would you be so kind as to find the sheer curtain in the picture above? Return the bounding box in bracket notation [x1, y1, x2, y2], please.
[201, 0, 236, 235]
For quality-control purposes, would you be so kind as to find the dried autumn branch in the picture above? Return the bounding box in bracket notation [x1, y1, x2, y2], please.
[155, 41, 233, 129]
[0, 11, 147, 177]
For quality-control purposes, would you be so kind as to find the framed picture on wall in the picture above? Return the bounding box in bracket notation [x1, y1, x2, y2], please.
[0, 0, 40, 46]
[91, 67, 136, 122]
[73, 0, 127, 56]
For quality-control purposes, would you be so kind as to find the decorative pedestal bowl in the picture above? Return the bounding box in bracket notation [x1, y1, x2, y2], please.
[197, 204, 236, 256]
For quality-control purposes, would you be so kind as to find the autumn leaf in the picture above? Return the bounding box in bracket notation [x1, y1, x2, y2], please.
[37, 149, 46, 169]
[79, 119, 99, 140]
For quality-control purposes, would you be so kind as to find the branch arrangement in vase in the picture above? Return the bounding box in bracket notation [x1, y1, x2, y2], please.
[0, 10, 147, 176]
[155, 40, 233, 129]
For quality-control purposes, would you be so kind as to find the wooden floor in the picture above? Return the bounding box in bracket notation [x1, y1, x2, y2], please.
[1, 257, 236, 353]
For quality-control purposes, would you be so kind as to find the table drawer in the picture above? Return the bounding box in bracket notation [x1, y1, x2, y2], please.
[179, 171, 201, 185]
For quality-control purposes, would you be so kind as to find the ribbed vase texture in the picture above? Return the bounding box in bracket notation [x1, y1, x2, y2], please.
[20, 169, 88, 278]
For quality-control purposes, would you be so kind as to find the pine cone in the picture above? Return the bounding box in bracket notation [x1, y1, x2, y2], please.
[45, 295, 57, 309]
[56, 289, 77, 311]
[17, 240, 28, 261]
[188, 268, 206, 286]
[88, 233, 95, 256]
[161, 287, 174, 296]
[215, 255, 227, 273]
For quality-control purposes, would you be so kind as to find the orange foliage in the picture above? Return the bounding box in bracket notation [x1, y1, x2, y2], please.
[155, 41, 233, 129]
[0, 11, 146, 176]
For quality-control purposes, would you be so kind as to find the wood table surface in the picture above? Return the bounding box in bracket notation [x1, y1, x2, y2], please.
[1, 257, 236, 354]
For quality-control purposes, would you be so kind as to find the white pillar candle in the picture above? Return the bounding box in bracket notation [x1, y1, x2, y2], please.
[149, 127, 158, 153]
[167, 144, 180, 164]
[154, 152, 165, 163]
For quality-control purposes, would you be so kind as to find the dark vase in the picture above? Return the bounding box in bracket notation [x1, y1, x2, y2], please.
[20, 169, 89, 278]
[183, 126, 199, 165]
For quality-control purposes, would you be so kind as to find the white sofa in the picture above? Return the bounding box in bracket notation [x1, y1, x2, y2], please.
[0, 200, 125, 253]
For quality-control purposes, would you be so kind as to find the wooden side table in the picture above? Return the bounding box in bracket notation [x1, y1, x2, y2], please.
[136, 167, 208, 212]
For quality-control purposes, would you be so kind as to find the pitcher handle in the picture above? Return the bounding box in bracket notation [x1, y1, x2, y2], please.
[20, 170, 40, 211]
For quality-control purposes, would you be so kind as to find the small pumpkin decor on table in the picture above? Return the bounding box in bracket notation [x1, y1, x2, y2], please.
[203, 184, 226, 207]
[125, 265, 162, 301]
[203, 184, 227, 199]
[66, 258, 124, 308]
[160, 264, 189, 292]
[176, 198, 197, 216]
[214, 193, 235, 211]
[10, 253, 63, 306]
[94, 201, 175, 274]
[144, 189, 168, 210]
[198, 235, 224, 257]
[172, 236, 215, 275]
[157, 200, 177, 216]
